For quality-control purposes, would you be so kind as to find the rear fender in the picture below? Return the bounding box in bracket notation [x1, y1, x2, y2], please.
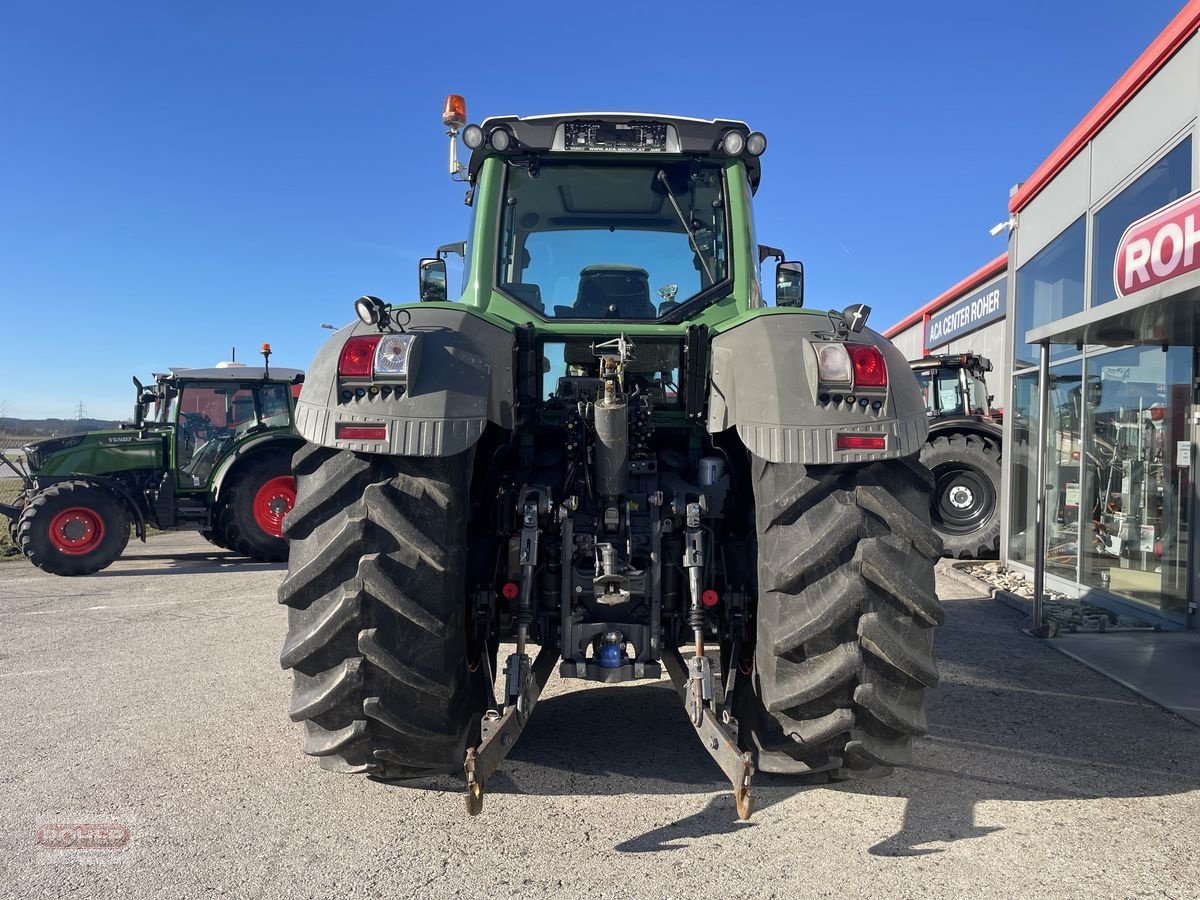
[295, 308, 515, 457]
[706, 313, 927, 464]
[211, 434, 305, 502]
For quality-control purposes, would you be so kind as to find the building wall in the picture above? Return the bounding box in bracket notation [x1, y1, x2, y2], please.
[886, 318, 1009, 410]
[888, 324, 924, 362]
[1001, 27, 1200, 627]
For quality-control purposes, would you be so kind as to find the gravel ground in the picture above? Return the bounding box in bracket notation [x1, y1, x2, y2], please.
[0, 534, 1197, 899]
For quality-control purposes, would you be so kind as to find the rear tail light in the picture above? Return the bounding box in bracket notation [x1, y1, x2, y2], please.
[374, 334, 416, 377]
[336, 423, 387, 441]
[813, 343, 852, 384]
[848, 345, 887, 388]
[837, 434, 886, 451]
[338, 336, 381, 377]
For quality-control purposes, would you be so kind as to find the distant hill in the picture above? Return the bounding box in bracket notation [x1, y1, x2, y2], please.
[0, 417, 125, 440]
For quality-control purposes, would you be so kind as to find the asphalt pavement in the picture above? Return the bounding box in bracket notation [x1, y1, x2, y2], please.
[0, 533, 1197, 899]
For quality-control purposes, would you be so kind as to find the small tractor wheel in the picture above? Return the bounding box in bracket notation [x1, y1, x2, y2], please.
[278, 444, 488, 777]
[920, 433, 1002, 559]
[16, 481, 131, 576]
[736, 456, 943, 779]
[216, 452, 295, 561]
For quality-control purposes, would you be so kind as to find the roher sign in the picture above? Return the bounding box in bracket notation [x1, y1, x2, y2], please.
[924, 274, 1006, 350]
[1114, 188, 1200, 297]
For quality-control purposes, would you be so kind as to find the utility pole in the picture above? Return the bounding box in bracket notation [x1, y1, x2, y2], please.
[75, 401, 87, 421]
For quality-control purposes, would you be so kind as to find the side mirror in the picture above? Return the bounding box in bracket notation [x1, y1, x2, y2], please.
[418, 258, 448, 302]
[776, 261, 804, 307]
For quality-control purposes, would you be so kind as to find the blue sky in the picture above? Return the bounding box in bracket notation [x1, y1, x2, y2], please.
[0, 0, 1187, 419]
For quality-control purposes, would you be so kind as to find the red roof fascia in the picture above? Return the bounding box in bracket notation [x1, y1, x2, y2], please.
[882, 254, 1008, 338]
[1009, 2, 1200, 214]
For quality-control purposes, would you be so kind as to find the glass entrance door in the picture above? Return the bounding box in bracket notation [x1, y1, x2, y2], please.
[1080, 346, 1193, 624]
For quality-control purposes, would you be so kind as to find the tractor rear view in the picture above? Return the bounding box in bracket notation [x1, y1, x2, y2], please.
[278, 98, 944, 818]
[1, 346, 304, 575]
[910, 353, 1003, 558]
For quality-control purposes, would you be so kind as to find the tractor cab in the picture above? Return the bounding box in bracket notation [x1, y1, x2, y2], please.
[911, 353, 996, 420]
[165, 365, 304, 489]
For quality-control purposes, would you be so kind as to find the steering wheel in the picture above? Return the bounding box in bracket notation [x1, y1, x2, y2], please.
[182, 412, 211, 429]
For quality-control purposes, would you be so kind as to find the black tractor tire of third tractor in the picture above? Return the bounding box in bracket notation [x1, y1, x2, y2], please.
[200, 528, 228, 549]
[16, 480, 132, 576]
[920, 433, 1002, 559]
[736, 456, 944, 780]
[278, 444, 489, 778]
[7, 500, 23, 553]
[215, 451, 293, 562]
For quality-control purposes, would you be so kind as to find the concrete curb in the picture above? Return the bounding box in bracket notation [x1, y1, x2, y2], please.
[935, 559, 998, 598]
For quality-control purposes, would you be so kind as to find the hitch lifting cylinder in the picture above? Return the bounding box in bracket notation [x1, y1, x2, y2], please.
[593, 397, 628, 499]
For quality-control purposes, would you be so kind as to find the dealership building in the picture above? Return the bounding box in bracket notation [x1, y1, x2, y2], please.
[887, 4, 1200, 630]
[885, 254, 1010, 410]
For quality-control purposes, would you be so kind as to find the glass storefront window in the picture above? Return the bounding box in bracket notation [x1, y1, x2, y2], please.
[1080, 346, 1193, 619]
[1007, 362, 1083, 577]
[1014, 217, 1086, 370]
[1091, 137, 1192, 306]
[1008, 373, 1038, 562]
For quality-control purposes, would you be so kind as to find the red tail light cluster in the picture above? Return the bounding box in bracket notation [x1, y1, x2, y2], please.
[338, 336, 381, 377]
[848, 345, 887, 388]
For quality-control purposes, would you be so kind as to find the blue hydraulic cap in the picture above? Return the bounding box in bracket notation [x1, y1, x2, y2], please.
[597, 632, 625, 668]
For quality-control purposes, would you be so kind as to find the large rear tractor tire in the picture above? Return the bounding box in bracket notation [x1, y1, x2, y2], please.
[278, 444, 487, 777]
[16, 481, 132, 576]
[216, 452, 295, 562]
[737, 456, 943, 779]
[921, 433, 1002, 559]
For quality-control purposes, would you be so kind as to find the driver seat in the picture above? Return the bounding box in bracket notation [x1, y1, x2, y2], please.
[572, 266, 655, 319]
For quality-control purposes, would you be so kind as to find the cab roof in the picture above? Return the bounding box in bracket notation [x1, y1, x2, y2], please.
[154, 366, 305, 383]
[467, 112, 763, 192]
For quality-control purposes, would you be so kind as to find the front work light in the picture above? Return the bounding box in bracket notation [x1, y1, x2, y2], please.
[719, 130, 745, 156]
[489, 126, 512, 152]
[374, 334, 416, 377]
[462, 124, 484, 150]
[745, 132, 767, 156]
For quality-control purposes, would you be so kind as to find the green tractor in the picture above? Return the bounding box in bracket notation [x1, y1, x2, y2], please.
[279, 98, 943, 818]
[1, 347, 304, 576]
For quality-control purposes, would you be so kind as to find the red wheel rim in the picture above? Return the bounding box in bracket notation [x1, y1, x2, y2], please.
[253, 476, 295, 538]
[48, 506, 105, 554]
